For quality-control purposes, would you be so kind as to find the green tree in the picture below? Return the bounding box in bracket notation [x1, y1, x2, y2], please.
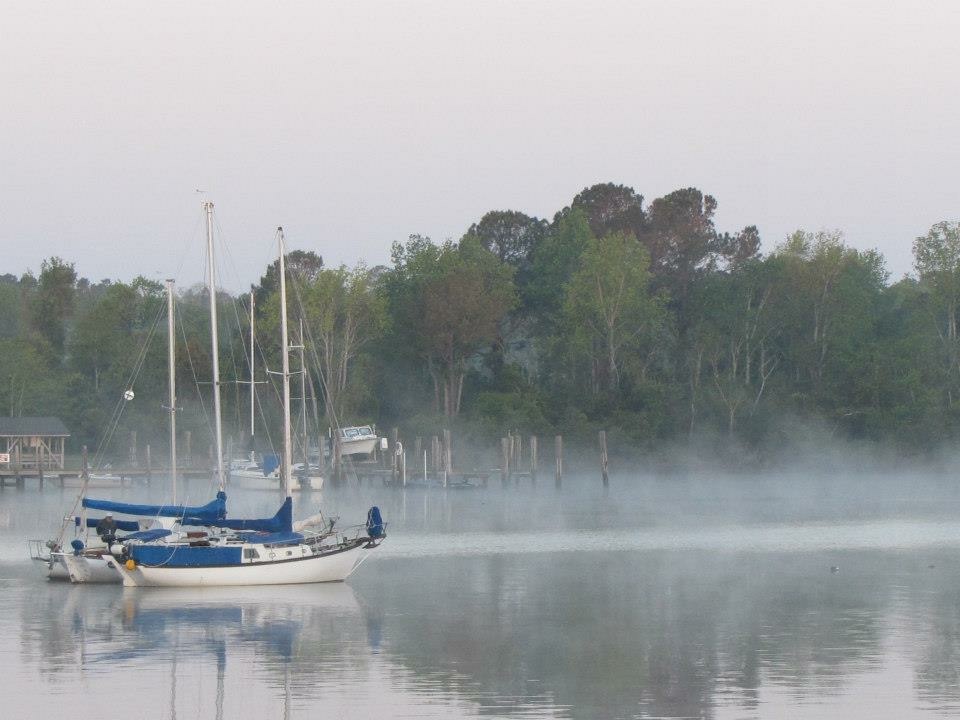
[525, 208, 594, 325]
[70, 283, 139, 391]
[255, 249, 324, 308]
[390, 235, 516, 417]
[278, 264, 388, 425]
[31, 257, 77, 353]
[913, 221, 960, 405]
[687, 257, 783, 437]
[775, 230, 886, 398]
[562, 232, 665, 394]
[465, 210, 547, 267]
[566, 182, 646, 240]
[0, 277, 21, 339]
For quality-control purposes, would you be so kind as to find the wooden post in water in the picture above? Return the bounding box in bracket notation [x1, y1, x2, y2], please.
[401, 450, 407, 487]
[81, 445, 88, 480]
[599, 430, 609, 488]
[333, 434, 342, 486]
[443, 428, 452, 474]
[184, 430, 192, 467]
[530, 435, 538, 485]
[414, 436, 422, 464]
[431, 435, 440, 478]
[317, 434, 326, 475]
[555, 435, 563, 489]
[390, 427, 399, 483]
[513, 434, 522, 482]
[130, 431, 138, 466]
[145, 444, 152, 482]
[501, 437, 510, 485]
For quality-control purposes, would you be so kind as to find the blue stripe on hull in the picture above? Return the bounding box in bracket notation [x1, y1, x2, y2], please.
[131, 545, 242, 567]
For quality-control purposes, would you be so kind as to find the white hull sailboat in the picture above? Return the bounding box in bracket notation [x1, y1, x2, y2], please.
[229, 462, 322, 492]
[114, 534, 375, 587]
[113, 215, 383, 588]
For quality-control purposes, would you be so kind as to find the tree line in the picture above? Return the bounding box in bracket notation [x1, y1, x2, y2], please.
[3, 182, 959, 462]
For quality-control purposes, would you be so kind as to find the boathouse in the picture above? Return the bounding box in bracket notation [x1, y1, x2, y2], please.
[0, 417, 69, 470]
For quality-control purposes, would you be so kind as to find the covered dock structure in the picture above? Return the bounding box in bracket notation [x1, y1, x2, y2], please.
[0, 417, 69, 486]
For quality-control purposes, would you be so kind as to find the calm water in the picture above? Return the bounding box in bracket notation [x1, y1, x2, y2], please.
[3, 472, 960, 719]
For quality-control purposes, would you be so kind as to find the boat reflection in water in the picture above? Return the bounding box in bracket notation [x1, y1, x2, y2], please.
[21, 583, 377, 720]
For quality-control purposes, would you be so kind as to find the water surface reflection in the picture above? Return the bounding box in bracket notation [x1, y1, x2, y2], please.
[4, 479, 960, 718]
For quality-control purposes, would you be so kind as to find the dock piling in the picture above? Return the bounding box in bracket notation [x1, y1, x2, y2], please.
[555, 435, 563, 489]
[599, 430, 609, 488]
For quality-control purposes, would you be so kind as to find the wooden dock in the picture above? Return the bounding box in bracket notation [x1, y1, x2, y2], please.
[0, 466, 214, 489]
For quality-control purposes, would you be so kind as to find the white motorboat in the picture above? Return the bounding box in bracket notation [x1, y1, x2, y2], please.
[336, 425, 379, 456]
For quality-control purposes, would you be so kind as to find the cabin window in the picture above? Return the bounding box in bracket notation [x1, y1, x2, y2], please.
[359, 426, 372, 435]
[243, 548, 260, 560]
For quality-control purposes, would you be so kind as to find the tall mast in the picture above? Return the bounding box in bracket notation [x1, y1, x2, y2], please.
[249, 290, 256, 461]
[166, 279, 177, 504]
[204, 201, 226, 491]
[299, 318, 308, 475]
[278, 227, 292, 498]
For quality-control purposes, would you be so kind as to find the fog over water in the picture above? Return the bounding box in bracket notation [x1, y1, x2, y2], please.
[4, 468, 960, 719]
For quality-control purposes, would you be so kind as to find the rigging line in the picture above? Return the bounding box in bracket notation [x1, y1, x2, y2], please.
[226, 293, 274, 455]
[223, 307, 243, 433]
[212, 213, 248, 296]
[214, 216, 291, 462]
[175, 302, 215, 464]
[240, 296, 281, 458]
[176, 304, 224, 500]
[92, 297, 166, 469]
[221, 280, 279, 457]
[168, 209, 205, 293]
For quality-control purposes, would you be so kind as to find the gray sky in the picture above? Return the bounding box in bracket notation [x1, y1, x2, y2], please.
[2, 1, 958, 290]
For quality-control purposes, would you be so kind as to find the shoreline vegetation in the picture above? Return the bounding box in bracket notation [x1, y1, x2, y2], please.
[3, 182, 959, 468]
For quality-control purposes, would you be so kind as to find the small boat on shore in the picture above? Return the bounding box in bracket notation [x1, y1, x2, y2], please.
[336, 426, 379, 456]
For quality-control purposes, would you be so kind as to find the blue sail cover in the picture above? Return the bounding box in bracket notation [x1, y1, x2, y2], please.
[261, 453, 280, 476]
[82, 517, 140, 532]
[183, 497, 292, 534]
[82, 492, 227, 523]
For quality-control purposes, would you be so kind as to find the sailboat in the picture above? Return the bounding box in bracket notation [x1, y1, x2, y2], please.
[36, 278, 184, 583]
[228, 298, 322, 492]
[112, 211, 384, 587]
[229, 289, 283, 489]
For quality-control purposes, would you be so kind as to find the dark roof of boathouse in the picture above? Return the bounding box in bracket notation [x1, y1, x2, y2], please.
[0, 417, 70, 437]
